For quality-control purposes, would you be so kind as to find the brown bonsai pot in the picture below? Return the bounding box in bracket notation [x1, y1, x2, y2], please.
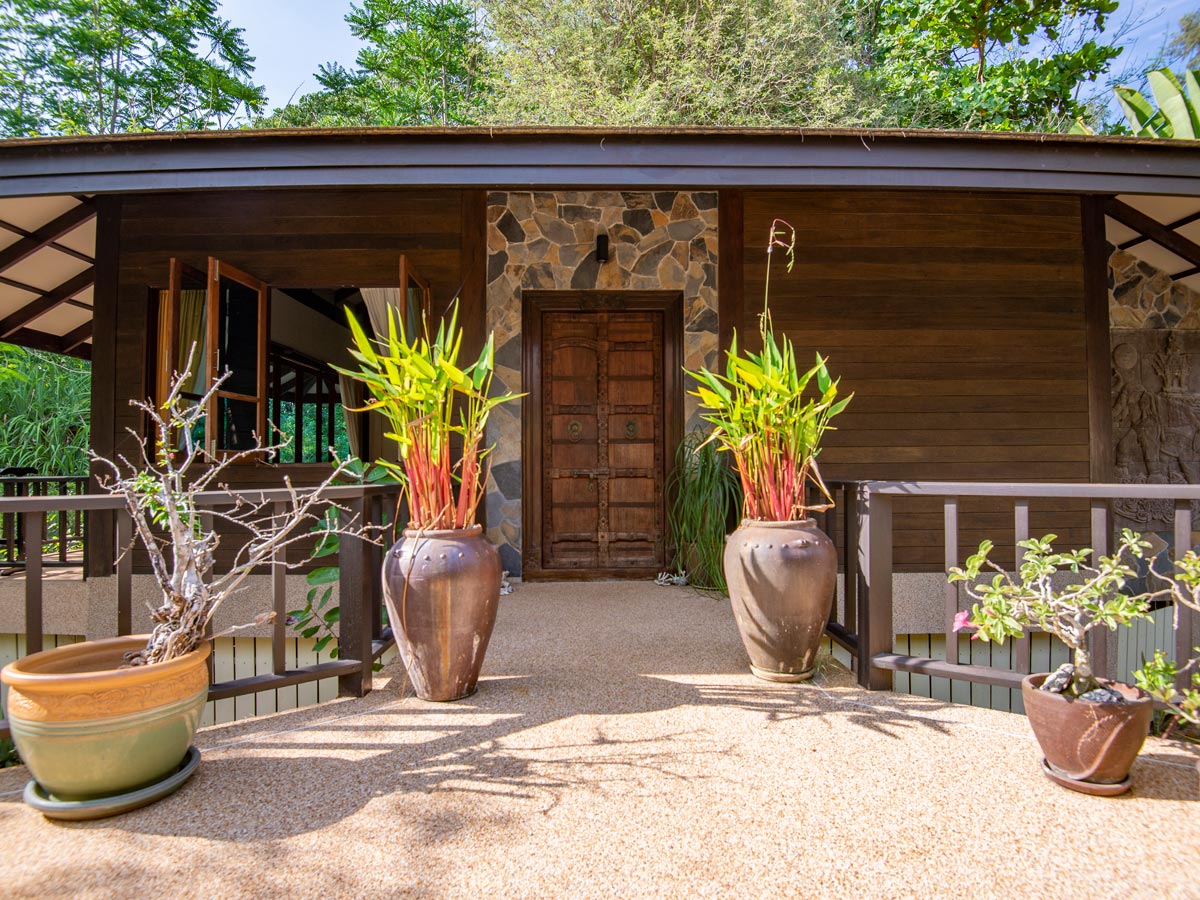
[382, 524, 502, 702]
[723, 518, 837, 682]
[1021, 673, 1153, 796]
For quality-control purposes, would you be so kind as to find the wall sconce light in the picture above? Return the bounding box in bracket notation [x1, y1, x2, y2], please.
[596, 233, 609, 263]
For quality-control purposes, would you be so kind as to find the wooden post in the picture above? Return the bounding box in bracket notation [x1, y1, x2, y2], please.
[272, 501, 287, 675]
[943, 497, 959, 666]
[858, 487, 893, 690]
[87, 197, 121, 578]
[1081, 195, 1114, 485]
[337, 495, 373, 698]
[1089, 498, 1111, 679]
[116, 509, 132, 636]
[23, 511, 43, 655]
[1175, 501, 1195, 693]
[1013, 500, 1031, 674]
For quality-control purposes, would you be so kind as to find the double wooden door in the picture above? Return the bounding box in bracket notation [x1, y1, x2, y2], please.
[524, 293, 682, 578]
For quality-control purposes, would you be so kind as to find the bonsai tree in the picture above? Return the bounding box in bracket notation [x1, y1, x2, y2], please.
[688, 218, 851, 522]
[950, 530, 1155, 696]
[96, 360, 356, 666]
[339, 300, 520, 530]
[1134, 551, 1200, 731]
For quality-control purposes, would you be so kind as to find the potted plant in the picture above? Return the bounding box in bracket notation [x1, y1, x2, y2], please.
[950, 530, 1157, 795]
[1, 365, 353, 819]
[340, 302, 519, 702]
[688, 220, 851, 682]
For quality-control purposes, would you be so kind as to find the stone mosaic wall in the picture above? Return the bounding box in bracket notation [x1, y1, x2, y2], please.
[484, 190, 720, 576]
[1109, 246, 1200, 531]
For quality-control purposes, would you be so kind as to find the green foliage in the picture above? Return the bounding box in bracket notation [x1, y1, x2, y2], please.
[483, 0, 883, 126]
[0, 343, 89, 475]
[339, 300, 521, 530]
[0, 0, 265, 136]
[688, 220, 850, 522]
[0, 737, 19, 768]
[1132, 550, 1200, 732]
[1110, 68, 1200, 139]
[949, 530, 1153, 692]
[665, 429, 741, 593]
[287, 459, 396, 672]
[258, 0, 488, 128]
[862, 0, 1121, 131]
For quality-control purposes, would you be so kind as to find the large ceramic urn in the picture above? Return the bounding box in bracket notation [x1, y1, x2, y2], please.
[724, 519, 837, 682]
[382, 524, 502, 702]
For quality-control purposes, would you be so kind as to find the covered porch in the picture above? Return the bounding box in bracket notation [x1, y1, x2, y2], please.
[0, 582, 1195, 899]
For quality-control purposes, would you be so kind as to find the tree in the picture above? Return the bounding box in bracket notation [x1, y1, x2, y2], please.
[0, 0, 265, 137]
[1167, 9, 1200, 73]
[482, 0, 883, 127]
[259, 0, 488, 128]
[860, 0, 1123, 131]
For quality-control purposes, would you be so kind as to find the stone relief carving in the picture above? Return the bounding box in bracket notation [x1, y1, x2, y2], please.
[1111, 332, 1200, 529]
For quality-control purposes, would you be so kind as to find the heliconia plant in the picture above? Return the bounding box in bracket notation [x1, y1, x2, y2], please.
[687, 218, 851, 522]
[339, 301, 521, 531]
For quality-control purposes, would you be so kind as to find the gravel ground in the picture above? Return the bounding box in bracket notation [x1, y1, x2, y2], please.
[1, 582, 1197, 900]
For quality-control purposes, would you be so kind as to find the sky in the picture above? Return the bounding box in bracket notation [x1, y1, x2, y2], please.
[220, 0, 1197, 113]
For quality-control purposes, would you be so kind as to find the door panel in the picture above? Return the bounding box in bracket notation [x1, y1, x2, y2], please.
[541, 307, 665, 573]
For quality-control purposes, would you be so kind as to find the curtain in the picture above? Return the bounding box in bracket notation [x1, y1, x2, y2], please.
[359, 287, 402, 339]
[177, 289, 206, 395]
[337, 373, 362, 459]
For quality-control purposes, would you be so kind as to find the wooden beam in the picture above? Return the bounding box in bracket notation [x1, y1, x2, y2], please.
[277, 287, 344, 326]
[4, 326, 62, 353]
[59, 320, 91, 353]
[459, 189, 487, 365]
[0, 202, 94, 275]
[1083, 196, 1115, 484]
[1117, 209, 1200, 251]
[0, 217, 94, 265]
[1106, 198, 1200, 271]
[0, 267, 94, 338]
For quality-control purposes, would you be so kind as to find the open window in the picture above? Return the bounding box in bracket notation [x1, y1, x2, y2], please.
[155, 254, 428, 465]
[206, 260, 269, 454]
[399, 254, 432, 335]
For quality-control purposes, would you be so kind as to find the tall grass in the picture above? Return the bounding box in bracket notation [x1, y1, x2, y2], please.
[0, 343, 90, 475]
[665, 429, 741, 593]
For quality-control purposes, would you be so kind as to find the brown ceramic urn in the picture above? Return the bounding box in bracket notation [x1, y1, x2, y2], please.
[724, 519, 837, 682]
[382, 524, 502, 702]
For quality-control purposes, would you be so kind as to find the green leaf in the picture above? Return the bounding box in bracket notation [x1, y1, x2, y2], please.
[306, 566, 340, 587]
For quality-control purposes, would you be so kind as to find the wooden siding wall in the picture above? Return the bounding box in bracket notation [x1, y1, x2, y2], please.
[743, 190, 1092, 569]
[93, 188, 475, 572]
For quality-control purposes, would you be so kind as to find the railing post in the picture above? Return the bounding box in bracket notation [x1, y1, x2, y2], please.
[116, 509, 132, 636]
[338, 494, 373, 698]
[272, 501, 287, 676]
[23, 510, 43, 655]
[1089, 499, 1110, 679]
[843, 484, 858, 635]
[943, 497, 959, 667]
[857, 486, 893, 690]
[1174, 500, 1195, 693]
[1013, 500, 1031, 674]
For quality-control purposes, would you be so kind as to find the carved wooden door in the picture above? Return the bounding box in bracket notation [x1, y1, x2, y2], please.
[541, 308, 666, 573]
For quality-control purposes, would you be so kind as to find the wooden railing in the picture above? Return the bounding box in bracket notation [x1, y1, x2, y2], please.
[0, 482, 402, 740]
[0, 475, 88, 569]
[854, 481, 1199, 694]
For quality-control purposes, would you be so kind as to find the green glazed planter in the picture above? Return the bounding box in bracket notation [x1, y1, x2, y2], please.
[1, 635, 209, 802]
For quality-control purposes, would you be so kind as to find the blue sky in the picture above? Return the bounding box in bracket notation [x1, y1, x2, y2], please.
[220, 0, 1196, 112]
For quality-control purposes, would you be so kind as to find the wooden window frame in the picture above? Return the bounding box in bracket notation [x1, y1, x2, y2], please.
[399, 254, 432, 331]
[205, 258, 269, 456]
